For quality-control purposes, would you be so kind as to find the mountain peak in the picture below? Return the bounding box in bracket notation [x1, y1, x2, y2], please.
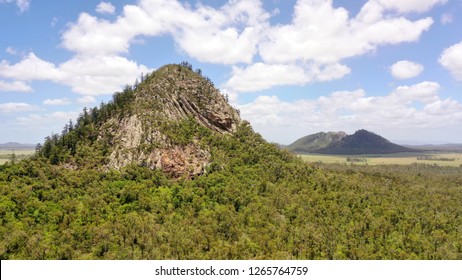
[288, 129, 416, 154]
[134, 63, 240, 134]
[37, 63, 242, 177]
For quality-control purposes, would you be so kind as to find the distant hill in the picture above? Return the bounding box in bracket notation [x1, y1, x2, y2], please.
[288, 129, 417, 154]
[286, 131, 346, 153]
[0, 142, 35, 150]
[404, 144, 462, 152]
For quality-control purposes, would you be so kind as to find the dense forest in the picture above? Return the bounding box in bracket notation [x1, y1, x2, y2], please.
[1, 124, 461, 259]
[1, 64, 461, 260]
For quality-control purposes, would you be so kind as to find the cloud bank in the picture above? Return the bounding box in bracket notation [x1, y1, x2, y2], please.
[0, 0, 443, 95]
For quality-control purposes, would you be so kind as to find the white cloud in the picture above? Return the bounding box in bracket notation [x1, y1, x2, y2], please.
[0, 80, 32, 92]
[0, 53, 64, 81]
[96, 2, 115, 15]
[357, 0, 446, 22]
[313, 63, 351, 82]
[259, 0, 433, 65]
[62, 0, 269, 64]
[61, 7, 164, 56]
[224, 62, 351, 92]
[61, 12, 150, 56]
[374, 0, 447, 14]
[390, 60, 424, 79]
[0, 53, 150, 95]
[0, 0, 443, 96]
[225, 63, 310, 92]
[168, 0, 270, 64]
[239, 81, 462, 144]
[43, 98, 70, 105]
[439, 41, 462, 81]
[1, 0, 31, 13]
[390, 82, 440, 104]
[220, 0, 435, 92]
[219, 88, 239, 105]
[0, 102, 37, 113]
[59, 55, 150, 95]
[77, 96, 97, 104]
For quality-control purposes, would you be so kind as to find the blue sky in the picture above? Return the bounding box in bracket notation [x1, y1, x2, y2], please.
[1, 0, 462, 145]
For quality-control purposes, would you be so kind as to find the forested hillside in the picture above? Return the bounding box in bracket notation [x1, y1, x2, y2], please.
[0, 64, 461, 260]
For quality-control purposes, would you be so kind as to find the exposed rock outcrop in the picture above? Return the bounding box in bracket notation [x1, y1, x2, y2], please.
[98, 64, 241, 177]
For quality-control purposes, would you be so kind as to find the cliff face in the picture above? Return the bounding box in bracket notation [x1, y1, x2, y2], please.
[134, 65, 240, 134]
[96, 64, 241, 177]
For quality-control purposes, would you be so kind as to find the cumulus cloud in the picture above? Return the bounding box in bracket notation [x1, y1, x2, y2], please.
[61, 11, 157, 56]
[439, 41, 462, 81]
[390, 60, 424, 79]
[0, 0, 442, 95]
[168, 0, 270, 64]
[62, 0, 269, 64]
[43, 98, 70, 105]
[0, 80, 32, 92]
[59, 55, 150, 95]
[225, 63, 311, 92]
[390, 82, 440, 104]
[80, 0, 435, 67]
[259, 0, 433, 65]
[0, 53, 63, 81]
[373, 0, 447, 14]
[77, 96, 97, 104]
[0, 53, 150, 95]
[0, 102, 37, 114]
[96, 2, 115, 15]
[224, 0, 434, 92]
[238, 81, 462, 144]
[224, 62, 351, 92]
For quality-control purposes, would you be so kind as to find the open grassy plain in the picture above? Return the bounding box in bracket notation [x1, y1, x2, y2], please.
[0, 149, 35, 165]
[298, 152, 462, 167]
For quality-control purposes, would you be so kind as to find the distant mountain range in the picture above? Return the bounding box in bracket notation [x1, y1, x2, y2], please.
[287, 129, 418, 155]
[404, 143, 462, 152]
[0, 142, 35, 150]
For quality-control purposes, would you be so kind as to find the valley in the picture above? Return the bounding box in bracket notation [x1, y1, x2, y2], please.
[0, 149, 35, 165]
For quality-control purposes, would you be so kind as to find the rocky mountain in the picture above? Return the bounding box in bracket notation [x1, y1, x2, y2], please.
[36, 63, 241, 177]
[288, 129, 417, 154]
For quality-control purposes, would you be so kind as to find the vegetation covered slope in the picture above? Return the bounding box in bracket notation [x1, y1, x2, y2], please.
[287, 131, 346, 153]
[0, 64, 461, 260]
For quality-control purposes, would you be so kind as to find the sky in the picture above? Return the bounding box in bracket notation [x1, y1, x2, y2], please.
[1, 0, 462, 145]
